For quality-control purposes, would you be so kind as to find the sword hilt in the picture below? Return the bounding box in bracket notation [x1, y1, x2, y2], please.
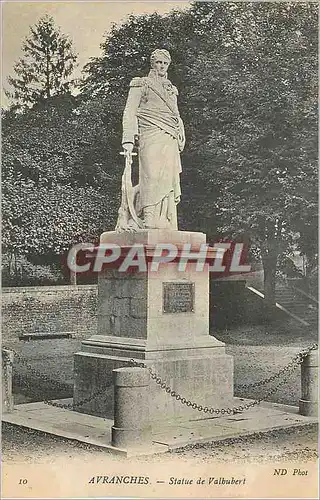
[120, 151, 137, 156]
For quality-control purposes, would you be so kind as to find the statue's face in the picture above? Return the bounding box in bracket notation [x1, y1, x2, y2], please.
[152, 57, 170, 77]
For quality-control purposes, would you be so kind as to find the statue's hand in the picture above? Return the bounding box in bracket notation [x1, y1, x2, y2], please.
[123, 143, 134, 155]
[177, 118, 186, 153]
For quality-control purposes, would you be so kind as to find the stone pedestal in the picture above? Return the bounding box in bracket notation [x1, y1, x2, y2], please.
[74, 230, 234, 422]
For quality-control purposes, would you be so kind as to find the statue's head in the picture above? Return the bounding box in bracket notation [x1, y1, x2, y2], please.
[150, 49, 171, 77]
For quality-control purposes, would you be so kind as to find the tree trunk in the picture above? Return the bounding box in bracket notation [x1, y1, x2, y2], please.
[8, 252, 14, 277]
[14, 252, 18, 282]
[262, 255, 277, 305]
[261, 243, 278, 321]
[46, 47, 51, 99]
[70, 247, 77, 285]
[70, 270, 77, 286]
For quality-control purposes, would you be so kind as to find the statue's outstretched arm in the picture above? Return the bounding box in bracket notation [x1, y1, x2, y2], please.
[122, 86, 143, 146]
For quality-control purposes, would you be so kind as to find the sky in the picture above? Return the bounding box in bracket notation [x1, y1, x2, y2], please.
[1, 0, 190, 107]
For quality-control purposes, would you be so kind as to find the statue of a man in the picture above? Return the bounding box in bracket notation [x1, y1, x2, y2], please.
[115, 48, 185, 231]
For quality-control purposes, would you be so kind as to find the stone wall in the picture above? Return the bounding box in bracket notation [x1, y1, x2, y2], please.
[2, 285, 97, 342]
[2, 279, 262, 343]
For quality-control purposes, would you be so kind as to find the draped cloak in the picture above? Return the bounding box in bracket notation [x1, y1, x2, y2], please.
[121, 73, 185, 229]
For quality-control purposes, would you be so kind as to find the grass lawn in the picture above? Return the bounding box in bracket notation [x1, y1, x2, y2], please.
[213, 317, 318, 347]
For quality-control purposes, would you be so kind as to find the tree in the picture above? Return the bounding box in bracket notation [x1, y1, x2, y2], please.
[5, 2, 316, 300]
[5, 15, 77, 108]
[80, 1, 317, 311]
[79, 11, 189, 99]
[182, 2, 318, 313]
[1, 97, 118, 268]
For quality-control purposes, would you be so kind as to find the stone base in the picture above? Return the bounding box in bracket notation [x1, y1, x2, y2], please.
[73, 229, 234, 424]
[111, 425, 152, 449]
[73, 339, 233, 422]
[299, 398, 318, 417]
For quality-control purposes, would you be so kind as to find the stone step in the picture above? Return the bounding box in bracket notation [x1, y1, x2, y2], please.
[277, 301, 317, 310]
[277, 302, 315, 309]
[276, 294, 317, 307]
[276, 307, 318, 322]
[276, 298, 313, 305]
[276, 292, 301, 298]
[277, 298, 316, 305]
[276, 291, 305, 298]
[250, 286, 318, 323]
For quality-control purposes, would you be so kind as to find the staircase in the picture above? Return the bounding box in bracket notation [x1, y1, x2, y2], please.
[246, 282, 318, 326]
[275, 284, 318, 326]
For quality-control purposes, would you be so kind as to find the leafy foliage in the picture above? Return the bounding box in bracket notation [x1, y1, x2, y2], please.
[3, 3, 317, 300]
[2, 97, 118, 260]
[2, 253, 65, 287]
[182, 2, 318, 305]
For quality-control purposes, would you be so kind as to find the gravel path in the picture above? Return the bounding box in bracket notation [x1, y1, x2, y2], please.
[2, 423, 318, 465]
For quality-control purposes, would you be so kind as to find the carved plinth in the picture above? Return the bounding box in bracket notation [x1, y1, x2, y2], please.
[73, 230, 234, 422]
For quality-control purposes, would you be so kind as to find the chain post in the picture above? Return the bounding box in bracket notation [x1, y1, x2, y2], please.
[112, 367, 152, 449]
[2, 342, 317, 415]
[2, 349, 14, 413]
[2, 346, 108, 410]
[299, 347, 318, 417]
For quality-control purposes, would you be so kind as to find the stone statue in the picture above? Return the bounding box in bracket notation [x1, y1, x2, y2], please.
[115, 49, 185, 232]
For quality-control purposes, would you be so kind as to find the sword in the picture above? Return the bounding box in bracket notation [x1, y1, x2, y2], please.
[119, 150, 144, 229]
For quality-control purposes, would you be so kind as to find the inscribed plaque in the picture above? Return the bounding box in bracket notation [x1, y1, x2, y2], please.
[163, 282, 195, 313]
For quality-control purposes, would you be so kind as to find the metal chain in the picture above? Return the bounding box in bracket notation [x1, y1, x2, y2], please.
[3, 347, 68, 389]
[44, 385, 109, 410]
[130, 342, 318, 416]
[3, 342, 318, 415]
[2, 347, 108, 410]
[236, 342, 319, 390]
